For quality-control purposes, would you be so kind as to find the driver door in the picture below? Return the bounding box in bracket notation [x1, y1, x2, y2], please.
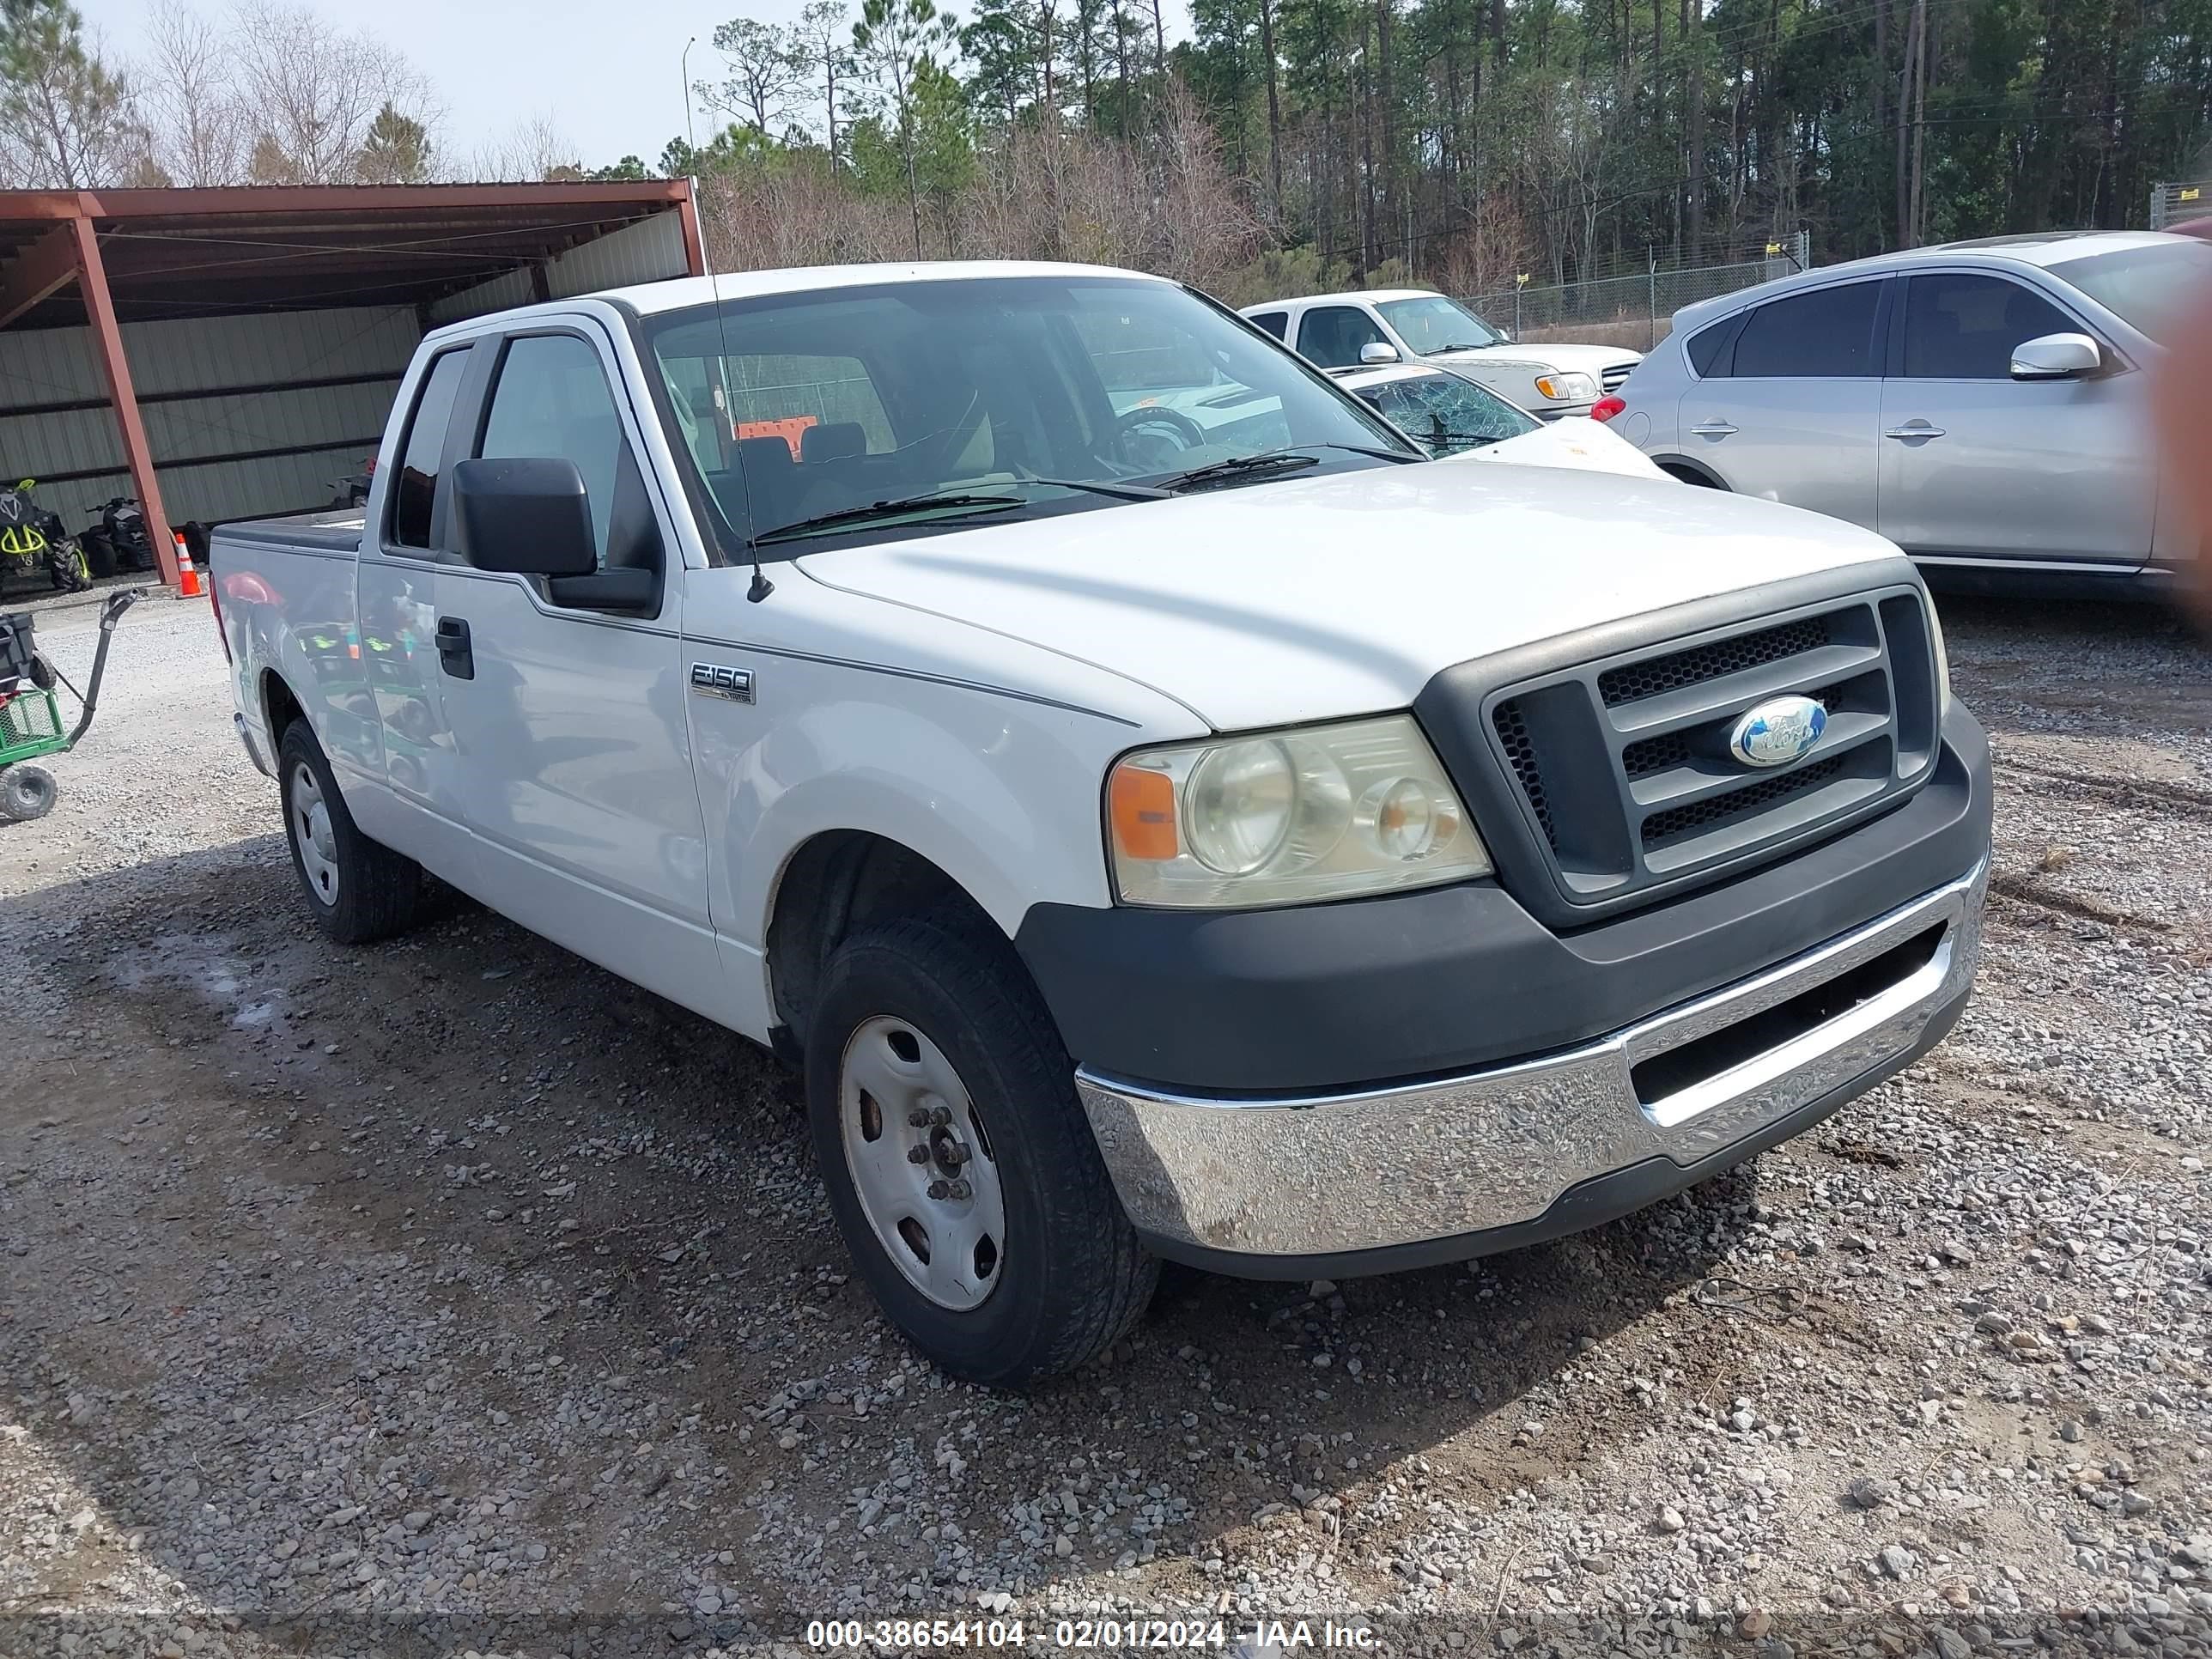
[431, 322, 726, 1023]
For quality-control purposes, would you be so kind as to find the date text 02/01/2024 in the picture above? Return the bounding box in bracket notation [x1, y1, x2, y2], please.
[803, 1618, 1383, 1650]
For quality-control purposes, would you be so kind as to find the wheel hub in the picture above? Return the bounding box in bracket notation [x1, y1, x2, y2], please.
[838, 1017, 1006, 1312]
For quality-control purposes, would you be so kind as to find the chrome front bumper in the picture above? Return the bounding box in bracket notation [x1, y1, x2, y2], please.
[1077, 860, 1985, 1266]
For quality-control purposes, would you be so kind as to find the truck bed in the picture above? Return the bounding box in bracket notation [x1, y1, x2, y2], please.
[212, 511, 365, 557]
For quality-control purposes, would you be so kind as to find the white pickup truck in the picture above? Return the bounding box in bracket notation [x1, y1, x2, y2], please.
[212, 260, 1991, 1385]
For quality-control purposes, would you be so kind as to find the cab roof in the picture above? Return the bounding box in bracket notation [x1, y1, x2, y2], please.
[592, 259, 1172, 317]
[1240, 289, 1440, 312]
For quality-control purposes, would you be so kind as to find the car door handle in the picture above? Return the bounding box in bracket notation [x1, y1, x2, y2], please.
[434, 616, 473, 681]
[1883, 422, 1948, 441]
[1689, 421, 1738, 437]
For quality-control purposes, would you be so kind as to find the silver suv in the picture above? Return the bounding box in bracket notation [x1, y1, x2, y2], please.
[1606, 231, 2211, 592]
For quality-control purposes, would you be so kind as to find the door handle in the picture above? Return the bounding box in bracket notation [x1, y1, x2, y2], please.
[434, 616, 474, 681]
[1883, 422, 1948, 441]
[1689, 421, 1738, 437]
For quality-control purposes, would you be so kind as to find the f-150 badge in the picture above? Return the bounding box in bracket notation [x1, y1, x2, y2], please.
[690, 662, 755, 704]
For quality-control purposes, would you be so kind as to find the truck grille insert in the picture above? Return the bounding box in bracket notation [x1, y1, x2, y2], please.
[1601, 362, 1637, 392]
[1476, 589, 1942, 915]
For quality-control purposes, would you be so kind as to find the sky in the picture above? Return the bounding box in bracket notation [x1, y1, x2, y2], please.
[76, 0, 1194, 177]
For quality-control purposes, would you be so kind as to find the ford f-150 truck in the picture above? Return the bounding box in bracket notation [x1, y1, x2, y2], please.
[211, 260, 1991, 1386]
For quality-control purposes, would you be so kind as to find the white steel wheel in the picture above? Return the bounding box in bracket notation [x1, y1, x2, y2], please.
[288, 760, 340, 907]
[837, 1014, 1006, 1312]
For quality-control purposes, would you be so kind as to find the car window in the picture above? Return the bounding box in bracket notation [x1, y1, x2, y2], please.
[1729, 282, 1883, 378]
[2047, 240, 2212, 342]
[1247, 311, 1288, 341]
[1358, 370, 1536, 455]
[1903, 274, 2077, 379]
[477, 333, 637, 568]
[1685, 319, 1737, 378]
[1297, 305, 1389, 369]
[1373, 295, 1504, 352]
[390, 348, 470, 550]
[642, 276, 1409, 552]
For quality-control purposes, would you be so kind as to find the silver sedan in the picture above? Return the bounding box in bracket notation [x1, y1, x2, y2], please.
[1602, 230, 2211, 594]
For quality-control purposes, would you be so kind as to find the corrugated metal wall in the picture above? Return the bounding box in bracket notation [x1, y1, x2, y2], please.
[0, 206, 689, 534]
[0, 306, 416, 529]
[431, 210, 690, 326]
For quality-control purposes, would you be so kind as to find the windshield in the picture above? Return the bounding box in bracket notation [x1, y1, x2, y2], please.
[1355, 369, 1537, 456]
[640, 276, 1412, 554]
[2049, 241, 2212, 342]
[1375, 295, 1504, 353]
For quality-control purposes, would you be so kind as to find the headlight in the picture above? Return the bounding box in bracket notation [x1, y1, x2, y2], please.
[1106, 714, 1492, 908]
[1532, 371, 1597, 403]
[1926, 594, 1954, 716]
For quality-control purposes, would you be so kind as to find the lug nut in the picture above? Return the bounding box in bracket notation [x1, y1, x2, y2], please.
[908, 1109, 930, 1128]
[948, 1178, 972, 1200]
[943, 1140, 969, 1165]
[906, 1146, 930, 1164]
[927, 1179, 951, 1200]
[929, 1104, 953, 1127]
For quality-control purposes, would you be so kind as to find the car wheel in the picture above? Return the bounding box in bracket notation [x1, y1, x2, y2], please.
[805, 913, 1158, 1385]
[276, 720, 425, 945]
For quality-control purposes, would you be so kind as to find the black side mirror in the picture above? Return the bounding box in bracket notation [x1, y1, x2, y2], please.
[451, 457, 597, 577]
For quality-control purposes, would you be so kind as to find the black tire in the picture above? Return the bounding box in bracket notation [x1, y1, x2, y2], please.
[80, 531, 117, 580]
[46, 544, 89, 592]
[0, 764, 55, 822]
[1661, 463, 1723, 489]
[276, 720, 425, 945]
[27, 653, 54, 691]
[805, 913, 1158, 1386]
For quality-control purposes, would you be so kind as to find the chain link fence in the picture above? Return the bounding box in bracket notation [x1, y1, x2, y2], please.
[1458, 234, 1811, 351]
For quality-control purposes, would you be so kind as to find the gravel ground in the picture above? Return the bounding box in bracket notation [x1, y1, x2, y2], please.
[0, 590, 2208, 1659]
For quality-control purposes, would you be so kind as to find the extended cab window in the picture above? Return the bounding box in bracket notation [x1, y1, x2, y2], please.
[477, 333, 654, 572]
[390, 348, 470, 549]
[1247, 311, 1288, 340]
[1730, 281, 1883, 378]
[1902, 274, 2076, 379]
[1297, 305, 1389, 369]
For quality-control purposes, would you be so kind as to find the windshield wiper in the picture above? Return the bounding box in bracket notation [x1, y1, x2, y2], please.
[1430, 341, 1495, 353]
[752, 492, 1026, 546]
[1017, 476, 1170, 501]
[1152, 450, 1322, 492]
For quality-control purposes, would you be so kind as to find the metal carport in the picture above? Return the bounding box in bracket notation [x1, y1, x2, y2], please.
[0, 181, 705, 589]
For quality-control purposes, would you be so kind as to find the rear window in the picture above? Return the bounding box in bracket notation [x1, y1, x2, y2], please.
[1685, 318, 1737, 377]
[1729, 282, 1883, 378]
[390, 348, 470, 549]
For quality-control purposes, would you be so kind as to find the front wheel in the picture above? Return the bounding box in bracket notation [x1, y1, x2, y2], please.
[805, 915, 1157, 1386]
[276, 720, 425, 944]
[46, 544, 90, 592]
[0, 765, 56, 822]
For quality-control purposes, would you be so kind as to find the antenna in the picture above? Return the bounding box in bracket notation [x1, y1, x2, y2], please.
[682, 34, 774, 601]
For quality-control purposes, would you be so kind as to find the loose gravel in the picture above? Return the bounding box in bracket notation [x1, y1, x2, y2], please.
[0, 591, 2207, 1659]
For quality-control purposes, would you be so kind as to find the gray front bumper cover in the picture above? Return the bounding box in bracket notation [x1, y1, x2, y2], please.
[1077, 859, 1985, 1263]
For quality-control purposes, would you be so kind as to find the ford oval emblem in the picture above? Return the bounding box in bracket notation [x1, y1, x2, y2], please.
[1728, 696, 1827, 768]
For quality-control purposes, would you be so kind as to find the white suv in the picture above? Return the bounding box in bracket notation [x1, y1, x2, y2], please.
[1242, 289, 1641, 418]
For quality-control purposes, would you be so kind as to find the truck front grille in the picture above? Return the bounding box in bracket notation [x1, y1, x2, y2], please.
[1475, 587, 1942, 915]
[1601, 362, 1637, 392]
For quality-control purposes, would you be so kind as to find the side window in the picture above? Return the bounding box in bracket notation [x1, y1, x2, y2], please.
[1730, 282, 1883, 378]
[1903, 273, 2077, 380]
[390, 348, 470, 549]
[477, 333, 643, 570]
[1297, 305, 1388, 369]
[1685, 318, 1738, 379]
[1248, 311, 1288, 341]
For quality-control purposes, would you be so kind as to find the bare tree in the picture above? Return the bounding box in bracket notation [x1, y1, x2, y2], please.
[228, 0, 439, 185]
[793, 1, 856, 165]
[136, 0, 246, 185]
[466, 112, 581, 182]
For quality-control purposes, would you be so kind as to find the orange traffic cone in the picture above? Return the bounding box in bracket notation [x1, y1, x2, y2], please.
[173, 531, 204, 599]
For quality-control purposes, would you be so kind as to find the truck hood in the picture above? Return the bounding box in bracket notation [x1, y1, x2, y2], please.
[1434, 341, 1640, 372]
[798, 463, 1906, 732]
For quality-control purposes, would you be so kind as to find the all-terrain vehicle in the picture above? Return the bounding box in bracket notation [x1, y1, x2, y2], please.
[0, 480, 91, 594]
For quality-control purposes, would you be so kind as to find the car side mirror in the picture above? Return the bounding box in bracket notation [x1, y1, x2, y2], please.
[451, 457, 598, 577]
[1358, 341, 1401, 365]
[2010, 331, 2101, 380]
